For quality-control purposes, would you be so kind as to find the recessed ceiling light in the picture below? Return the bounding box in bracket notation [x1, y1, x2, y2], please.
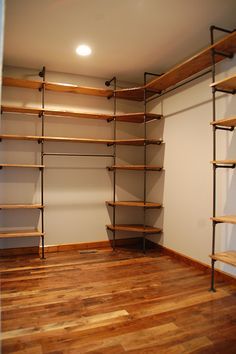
[76, 44, 92, 56]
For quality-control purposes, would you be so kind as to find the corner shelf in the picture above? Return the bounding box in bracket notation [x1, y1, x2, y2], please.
[106, 201, 162, 208]
[0, 134, 162, 146]
[0, 204, 44, 209]
[0, 229, 44, 238]
[106, 224, 162, 234]
[210, 251, 236, 267]
[1, 105, 163, 124]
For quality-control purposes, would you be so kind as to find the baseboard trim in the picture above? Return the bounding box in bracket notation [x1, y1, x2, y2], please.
[150, 241, 236, 284]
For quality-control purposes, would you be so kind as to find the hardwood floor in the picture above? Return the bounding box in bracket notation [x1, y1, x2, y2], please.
[1, 247, 236, 353]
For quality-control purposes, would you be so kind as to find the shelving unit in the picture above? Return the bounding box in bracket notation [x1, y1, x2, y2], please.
[209, 26, 236, 291]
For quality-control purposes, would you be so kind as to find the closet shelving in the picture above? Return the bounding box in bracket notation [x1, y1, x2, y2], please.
[209, 26, 236, 292]
[1, 27, 236, 257]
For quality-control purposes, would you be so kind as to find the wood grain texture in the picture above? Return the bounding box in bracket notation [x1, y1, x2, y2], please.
[211, 215, 236, 224]
[210, 251, 236, 267]
[1, 248, 236, 353]
[211, 160, 236, 165]
[211, 116, 236, 128]
[106, 201, 162, 208]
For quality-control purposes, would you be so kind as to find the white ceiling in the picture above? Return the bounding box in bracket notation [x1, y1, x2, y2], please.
[3, 0, 236, 84]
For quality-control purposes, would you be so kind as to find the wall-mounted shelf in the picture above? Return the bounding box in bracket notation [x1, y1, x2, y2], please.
[106, 201, 162, 208]
[0, 229, 44, 238]
[0, 163, 44, 169]
[211, 116, 236, 128]
[211, 160, 236, 166]
[106, 224, 162, 234]
[1, 105, 163, 124]
[0, 204, 44, 209]
[210, 74, 236, 92]
[108, 165, 163, 171]
[3, 77, 113, 98]
[210, 251, 236, 267]
[0, 134, 162, 146]
[211, 215, 236, 224]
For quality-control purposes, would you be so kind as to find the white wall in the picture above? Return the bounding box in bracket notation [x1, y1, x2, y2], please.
[148, 57, 236, 275]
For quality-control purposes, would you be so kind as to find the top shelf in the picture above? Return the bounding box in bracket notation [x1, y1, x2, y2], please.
[3, 31, 236, 102]
[210, 74, 236, 93]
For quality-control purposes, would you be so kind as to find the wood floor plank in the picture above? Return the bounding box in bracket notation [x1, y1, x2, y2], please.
[1, 248, 236, 353]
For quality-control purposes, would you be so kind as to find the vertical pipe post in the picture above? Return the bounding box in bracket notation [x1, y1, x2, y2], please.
[143, 73, 147, 253]
[39, 66, 46, 259]
[210, 27, 216, 291]
[112, 77, 117, 251]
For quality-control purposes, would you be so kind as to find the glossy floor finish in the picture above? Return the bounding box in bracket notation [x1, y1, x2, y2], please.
[1, 248, 236, 353]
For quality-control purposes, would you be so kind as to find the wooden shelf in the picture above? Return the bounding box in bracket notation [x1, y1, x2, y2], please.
[0, 229, 44, 238]
[115, 87, 159, 101]
[0, 163, 44, 169]
[211, 116, 236, 128]
[1, 105, 163, 124]
[0, 134, 162, 146]
[211, 215, 236, 224]
[146, 31, 236, 94]
[115, 138, 163, 146]
[211, 160, 236, 165]
[210, 74, 236, 92]
[106, 201, 162, 208]
[210, 251, 236, 267]
[0, 204, 44, 209]
[115, 112, 162, 123]
[108, 165, 163, 171]
[106, 224, 162, 234]
[1, 105, 112, 121]
[3, 77, 113, 98]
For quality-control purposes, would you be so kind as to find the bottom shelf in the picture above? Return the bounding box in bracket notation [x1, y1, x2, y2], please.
[0, 229, 44, 238]
[210, 251, 236, 267]
[106, 224, 162, 234]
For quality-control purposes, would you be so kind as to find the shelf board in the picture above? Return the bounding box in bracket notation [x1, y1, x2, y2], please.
[210, 74, 236, 92]
[0, 229, 44, 238]
[115, 87, 159, 101]
[115, 138, 163, 146]
[115, 112, 162, 123]
[106, 224, 162, 234]
[210, 251, 236, 267]
[211, 116, 236, 128]
[3, 77, 113, 98]
[146, 31, 236, 94]
[108, 165, 163, 171]
[1, 106, 163, 124]
[211, 160, 236, 165]
[211, 215, 236, 224]
[0, 134, 162, 146]
[1, 105, 112, 121]
[106, 201, 162, 208]
[0, 163, 44, 169]
[0, 204, 44, 209]
[0, 134, 114, 145]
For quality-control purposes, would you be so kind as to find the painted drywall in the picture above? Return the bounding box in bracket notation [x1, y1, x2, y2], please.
[148, 57, 236, 275]
[1, 66, 157, 248]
